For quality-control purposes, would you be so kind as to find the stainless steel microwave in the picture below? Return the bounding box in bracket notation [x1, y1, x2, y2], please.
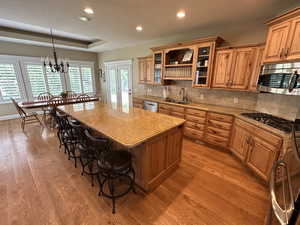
[259, 63, 300, 95]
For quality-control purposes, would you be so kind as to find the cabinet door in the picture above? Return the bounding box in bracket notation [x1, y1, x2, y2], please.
[212, 50, 233, 88]
[263, 21, 291, 63]
[229, 48, 254, 90]
[146, 58, 153, 83]
[138, 59, 146, 83]
[286, 16, 300, 61]
[248, 46, 264, 91]
[247, 136, 279, 181]
[230, 124, 250, 161]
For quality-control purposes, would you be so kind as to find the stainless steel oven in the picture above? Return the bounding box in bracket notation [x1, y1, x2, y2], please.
[268, 119, 300, 225]
[259, 63, 300, 95]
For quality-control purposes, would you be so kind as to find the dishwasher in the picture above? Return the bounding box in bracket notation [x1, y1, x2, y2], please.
[143, 101, 158, 112]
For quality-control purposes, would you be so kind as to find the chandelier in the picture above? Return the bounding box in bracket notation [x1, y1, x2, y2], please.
[42, 29, 69, 73]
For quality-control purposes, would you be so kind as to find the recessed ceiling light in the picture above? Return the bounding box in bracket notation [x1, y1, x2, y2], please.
[177, 11, 186, 19]
[136, 25, 143, 32]
[84, 7, 94, 14]
[79, 16, 90, 22]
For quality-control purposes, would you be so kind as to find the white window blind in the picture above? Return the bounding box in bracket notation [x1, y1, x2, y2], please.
[46, 67, 63, 96]
[68, 64, 94, 94]
[69, 66, 82, 94]
[26, 64, 47, 98]
[81, 67, 93, 93]
[0, 63, 22, 101]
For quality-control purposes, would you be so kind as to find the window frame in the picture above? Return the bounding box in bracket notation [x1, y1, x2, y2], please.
[0, 55, 27, 103]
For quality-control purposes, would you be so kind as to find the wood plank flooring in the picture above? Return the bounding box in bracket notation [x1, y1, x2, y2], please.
[0, 119, 269, 225]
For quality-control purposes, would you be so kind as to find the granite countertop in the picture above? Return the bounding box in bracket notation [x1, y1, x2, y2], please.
[134, 95, 292, 138]
[58, 102, 185, 148]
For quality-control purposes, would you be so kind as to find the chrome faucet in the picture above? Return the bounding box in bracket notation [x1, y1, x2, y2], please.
[179, 88, 188, 103]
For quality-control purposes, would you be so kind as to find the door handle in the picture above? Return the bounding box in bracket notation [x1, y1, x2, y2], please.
[270, 160, 294, 225]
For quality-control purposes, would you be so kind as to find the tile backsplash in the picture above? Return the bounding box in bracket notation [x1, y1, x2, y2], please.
[134, 81, 300, 121]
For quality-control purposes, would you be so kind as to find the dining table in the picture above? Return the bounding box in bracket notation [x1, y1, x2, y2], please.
[18, 96, 99, 109]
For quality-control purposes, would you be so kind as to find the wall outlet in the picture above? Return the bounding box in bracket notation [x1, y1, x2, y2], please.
[200, 94, 204, 100]
[233, 97, 239, 104]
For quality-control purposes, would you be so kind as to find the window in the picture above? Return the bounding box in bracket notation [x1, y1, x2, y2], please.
[0, 55, 95, 103]
[67, 63, 95, 94]
[0, 63, 22, 101]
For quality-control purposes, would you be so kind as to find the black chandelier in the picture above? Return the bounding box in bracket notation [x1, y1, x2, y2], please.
[42, 29, 69, 73]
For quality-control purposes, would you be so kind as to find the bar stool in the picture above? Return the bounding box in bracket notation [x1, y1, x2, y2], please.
[84, 130, 135, 214]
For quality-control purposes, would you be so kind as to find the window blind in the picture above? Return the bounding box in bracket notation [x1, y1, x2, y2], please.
[68, 66, 82, 94]
[46, 67, 63, 96]
[81, 67, 93, 93]
[26, 64, 47, 98]
[0, 63, 21, 101]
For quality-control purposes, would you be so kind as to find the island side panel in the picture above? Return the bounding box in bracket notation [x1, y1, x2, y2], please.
[131, 125, 183, 192]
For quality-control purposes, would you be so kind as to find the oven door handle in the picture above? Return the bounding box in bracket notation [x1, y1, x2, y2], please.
[288, 73, 299, 93]
[270, 160, 295, 225]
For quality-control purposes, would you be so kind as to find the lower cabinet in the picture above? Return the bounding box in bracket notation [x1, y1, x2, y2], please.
[230, 119, 282, 181]
[133, 98, 144, 109]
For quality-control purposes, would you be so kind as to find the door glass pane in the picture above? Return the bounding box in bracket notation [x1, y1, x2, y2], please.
[69, 66, 82, 93]
[120, 68, 129, 110]
[108, 68, 117, 107]
[26, 64, 47, 98]
[46, 67, 63, 96]
[0, 64, 21, 101]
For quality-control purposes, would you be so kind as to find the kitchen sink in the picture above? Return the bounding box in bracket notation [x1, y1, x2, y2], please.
[165, 98, 190, 105]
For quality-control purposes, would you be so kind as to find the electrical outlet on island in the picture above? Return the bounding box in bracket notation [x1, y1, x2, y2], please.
[233, 97, 239, 104]
[200, 94, 204, 100]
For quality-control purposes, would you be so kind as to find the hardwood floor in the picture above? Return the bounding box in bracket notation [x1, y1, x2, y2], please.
[0, 119, 269, 225]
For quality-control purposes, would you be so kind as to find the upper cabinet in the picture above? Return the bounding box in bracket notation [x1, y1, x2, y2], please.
[151, 36, 223, 83]
[138, 56, 153, 84]
[263, 7, 300, 63]
[212, 44, 264, 91]
[153, 51, 164, 85]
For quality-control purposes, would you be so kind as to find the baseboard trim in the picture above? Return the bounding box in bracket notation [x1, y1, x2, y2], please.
[0, 111, 43, 121]
[0, 114, 20, 121]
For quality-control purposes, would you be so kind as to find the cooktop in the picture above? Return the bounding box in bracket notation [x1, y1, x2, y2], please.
[240, 112, 293, 133]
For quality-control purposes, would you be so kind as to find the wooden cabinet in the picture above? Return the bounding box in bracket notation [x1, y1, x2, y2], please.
[264, 8, 300, 63]
[230, 119, 283, 181]
[211, 49, 233, 88]
[248, 46, 264, 91]
[133, 97, 144, 109]
[264, 21, 291, 63]
[184, 108, 206, 140]
[158, 103, 185, 119]
[230, 48, 254, 90]
[138, 56, 153, 84]
[246, 136, 279, 181]
[212, 45, 263, 91]
[153, 51, 164, 85]
[151, 36, 223, 82]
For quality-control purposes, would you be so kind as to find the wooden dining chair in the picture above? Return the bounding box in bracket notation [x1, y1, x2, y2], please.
[11, 98, 42, 131]
[77, 94, 91, 102]
[38, 92, 54, 122]
[48, 96, 64, 128]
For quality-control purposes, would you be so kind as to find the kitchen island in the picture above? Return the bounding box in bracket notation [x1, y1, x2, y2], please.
[58, 102, 185, 192]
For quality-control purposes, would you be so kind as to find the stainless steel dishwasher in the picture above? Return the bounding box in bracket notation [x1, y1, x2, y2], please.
[143, 101, 158, 112]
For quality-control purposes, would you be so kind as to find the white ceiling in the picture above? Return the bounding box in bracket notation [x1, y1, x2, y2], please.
[0, 0, 299, 52]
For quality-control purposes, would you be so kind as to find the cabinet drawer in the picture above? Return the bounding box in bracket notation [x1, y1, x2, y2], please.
[168, 105, 185, 113]
[133, 98, 144, 104]
[133, 103, 144, 109]
[207, 112, 233, 123]
[170, 111, 185, 119]
[185, 115, 206, 124]
[185, 108, 206, 117]
[185, 121, 205, 131]
[207, 119, 232, 130]
[184, 127, 204, 140]
[205, 133, 229, 148]
[159, 104, 171, 111]
[159, 109, 170, 115]
[206, 126, 230, 138]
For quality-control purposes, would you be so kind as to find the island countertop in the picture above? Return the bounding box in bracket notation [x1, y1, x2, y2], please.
[58, 102, 185, 148]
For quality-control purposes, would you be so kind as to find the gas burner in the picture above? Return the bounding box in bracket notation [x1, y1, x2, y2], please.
[241, 112, 293, 133]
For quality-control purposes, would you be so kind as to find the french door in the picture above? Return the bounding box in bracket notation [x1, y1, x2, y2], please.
[105, 60, 133, 109]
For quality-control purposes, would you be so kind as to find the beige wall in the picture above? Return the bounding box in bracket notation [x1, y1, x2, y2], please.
[0, 41, 99, 117]
[98, 21, 300, 121]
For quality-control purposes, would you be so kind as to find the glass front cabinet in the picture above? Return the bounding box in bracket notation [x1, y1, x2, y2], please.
[153, 51, 163, 85]
[192, 42, 216, 87]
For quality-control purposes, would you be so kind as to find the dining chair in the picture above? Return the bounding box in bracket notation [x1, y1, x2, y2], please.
[77, 94, 91, 102]
[37, 92, 54, 122]
[48, 96, 64, 128]
[11, 98, 42, 131]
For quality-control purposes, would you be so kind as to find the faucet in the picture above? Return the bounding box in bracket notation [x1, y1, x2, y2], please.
[179, 88, 188, 103]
